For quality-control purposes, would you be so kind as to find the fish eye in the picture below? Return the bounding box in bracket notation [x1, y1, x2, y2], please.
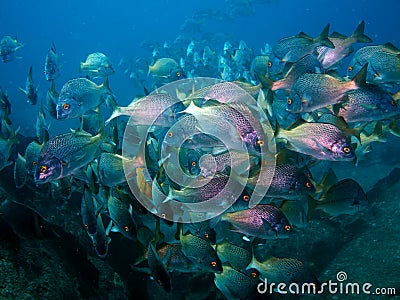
[32, 161, 37, 167]
[210, 261, 217, 267]
[176, 71, 181, 77]
[62, 103, 70, 110]
[343, 147, 351, 153]
[257, 140, 264, 146]
[284, 225, 291, 231]
[204, 233, 209, 239]
[157, 279, 162, 285]
[373, 73, 379, 78]
[348, 66, 353, 72]
[392, 99, 396, 106]
[251, 272, 258, 278]
[167, 131, 173, 137]
[40, 165, 48, 174]
[84, 224, 88, 229]
[124, 225, 129, 232]
[191, 161, 197, 167]
[103, 239, 108, 246]
[287, 98, 293, 105]
[305, 181, 312, 188]
[243, 195, 249, 202]
[268, 61, 272, 68]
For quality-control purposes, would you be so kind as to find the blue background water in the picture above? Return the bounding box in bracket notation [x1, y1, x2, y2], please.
[0, 0, 399, 136]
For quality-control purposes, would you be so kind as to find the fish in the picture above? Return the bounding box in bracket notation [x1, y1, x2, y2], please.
[13, 153, 27, 189]
[247, 256, 318, 286]
[247, 164, 315, 200]
[19, 66, 39, 105]
[148, 58, 180, 78]
[45, 81, 59, 119]
[24, 140, 42, 175]
[270, 54, 323, 93]
[275, 122, 355, 161]
[34, 129, 107, 184]
[314, 178, 368, 218]
[80, 111, 104, 136]
[217, 204, 292, 239]
[336, 83, 400, 123]
[251, 55, 270, 82]
[317, 20, 372, 69]
[279, 200, 309, 229]
[98, 153, 127, 187]
[287, 63, 367, 113]
[272, 23, 334, 64]
[0, 88, 11, 125]
[156, 243, 199, 273]
[106, 93, 184, 126]
[81, 188, 98, 236]
[36, 102, 50, 144]
[190, 81, 258, 104]
[50, 177, 73, 201]
[108, 194, 137, 240]
[214, 265, 259, 300]
[183, 101, 266, 155]
[91, 214, 112, 258]
[147, 242, 172, 292]
[198, 150, 252, 178]
[0, 122, 18, 171]
[44, 42, 60, 81]
[179, 228, 222, 273]
[0, 35, 23, 62]
[187, 41, 195, 57]
[166, 174, 243, 209]
[347, 43, 400, 83]
[56, 77, 113, 119]
[223, 41, 233, 55]
[231, 40, 254, 70]
[178, 147, 202, 176]
[216, 239, 252, 270]
[79, 52, 115, 78]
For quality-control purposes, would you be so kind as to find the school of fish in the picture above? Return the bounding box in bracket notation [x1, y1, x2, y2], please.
[1, 20, 400, 299]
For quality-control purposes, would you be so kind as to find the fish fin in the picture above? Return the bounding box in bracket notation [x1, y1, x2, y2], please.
[18, 87, 27, 95]
[130, 266, 151, 275]
[382, 42, 400, 54]
[317, 23, 335, 48]
[208, 214, 223, 229]
[329, 32, 347, 39]
[297, 32, 313, 40]
[351, 20, 373, 43]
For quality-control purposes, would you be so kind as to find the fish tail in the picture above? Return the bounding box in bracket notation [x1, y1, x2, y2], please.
[318, 23, 335, 48]
[351, 63, 368, 87]
[306, 195, 319, 221]
[105, 106, 122, 125]
[351, 20, 373, 43]
[28, 66, 33, 77]
[258, 73, 274, 91]
[369, 121, 387, 143]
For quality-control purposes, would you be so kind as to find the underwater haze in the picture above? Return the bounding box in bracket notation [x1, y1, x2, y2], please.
[0, 0, 400, 299]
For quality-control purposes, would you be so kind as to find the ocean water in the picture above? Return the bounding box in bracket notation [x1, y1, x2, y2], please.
[0, 0, 400, 299]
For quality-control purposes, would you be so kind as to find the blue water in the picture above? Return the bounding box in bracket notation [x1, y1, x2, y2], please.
[1, 0, 399, 136]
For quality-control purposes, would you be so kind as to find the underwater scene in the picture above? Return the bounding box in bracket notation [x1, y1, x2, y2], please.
[0, 0, 400, 299]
